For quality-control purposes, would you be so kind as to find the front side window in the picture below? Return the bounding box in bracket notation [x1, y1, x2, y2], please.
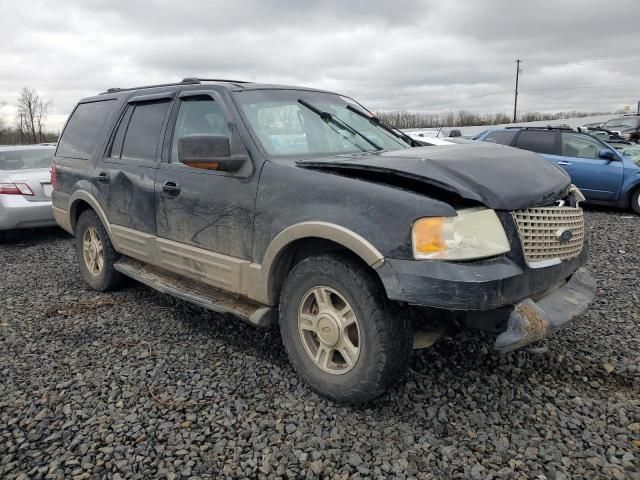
[482, 130, 517, 146]
[116, 100, 171, 162]
[562, 133, 606, 160]
[57, 100, 116, 159]
[0, 149, 54, 170]
[171, 96, 231, 163]
[514, 130, 557, 155]
[233, 90, 409, 157]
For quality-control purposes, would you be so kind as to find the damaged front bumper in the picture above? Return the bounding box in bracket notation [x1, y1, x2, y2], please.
[494, 267, 596, 352]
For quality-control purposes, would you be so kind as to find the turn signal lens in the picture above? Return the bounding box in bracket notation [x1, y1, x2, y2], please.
[412, 217, 446, 254]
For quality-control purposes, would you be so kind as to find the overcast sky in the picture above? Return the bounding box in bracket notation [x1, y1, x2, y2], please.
[1, 0, 639, 132]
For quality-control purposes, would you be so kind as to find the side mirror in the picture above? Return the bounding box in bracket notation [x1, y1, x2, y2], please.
[178, 135, 248, 172]
[449, 129, 462, 137]
[598, 148, 618, 161]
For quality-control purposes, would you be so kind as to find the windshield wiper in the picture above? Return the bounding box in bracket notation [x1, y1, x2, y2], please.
[298, 99, 382, 151]
[345, 104, 416, 146]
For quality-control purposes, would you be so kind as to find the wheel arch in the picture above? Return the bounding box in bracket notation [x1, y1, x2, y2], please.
[253, 222, 385, 306]
[68, 191, 113, 239]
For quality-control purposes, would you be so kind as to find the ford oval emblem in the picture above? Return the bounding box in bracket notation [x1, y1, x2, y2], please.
[555, 228, 573, 243]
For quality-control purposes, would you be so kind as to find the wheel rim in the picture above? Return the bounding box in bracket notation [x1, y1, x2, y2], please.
[82, 227, 104, 276]
[298, 286, 361, 375]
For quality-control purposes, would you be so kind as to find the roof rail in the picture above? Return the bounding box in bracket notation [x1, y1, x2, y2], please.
[181, 77, 251, 84]
[505, 124, 573, 131]
[100, 77, 251, 95]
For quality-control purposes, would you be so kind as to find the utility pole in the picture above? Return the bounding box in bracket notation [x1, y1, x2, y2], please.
[513, 59, 522, 123]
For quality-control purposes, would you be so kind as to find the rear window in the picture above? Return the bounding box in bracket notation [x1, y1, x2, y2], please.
[0, 149, 54, 170]
[119, 100, 171, 162]
[514, 130, 557, 154]
[56, 100, 116, 159]
[482, 130, 517, 145]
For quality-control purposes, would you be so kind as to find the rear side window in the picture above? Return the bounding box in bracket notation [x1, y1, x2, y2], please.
[57, 100, 116, 159]
[514, 130, 557, 155]
[115, 100, 171, 162]
[482, 130, 517, 145]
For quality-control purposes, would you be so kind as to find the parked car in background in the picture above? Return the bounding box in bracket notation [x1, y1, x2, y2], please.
[405, 133, 457, 145]
[601, 114, 640, 143]
[0, 145, 57, 241]
[52, 79, 595, 403]
[477, 126, 640, 214]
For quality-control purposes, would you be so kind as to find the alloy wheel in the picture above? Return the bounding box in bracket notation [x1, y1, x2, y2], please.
[298, 286, 361, 375]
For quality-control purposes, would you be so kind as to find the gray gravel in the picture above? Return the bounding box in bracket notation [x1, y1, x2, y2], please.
[1, 207, 638, 479]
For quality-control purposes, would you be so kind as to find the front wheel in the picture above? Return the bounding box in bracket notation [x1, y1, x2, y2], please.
[75, 210, 125, 291]
[631, 188, 640, 215]
[279, 254, 413, 404]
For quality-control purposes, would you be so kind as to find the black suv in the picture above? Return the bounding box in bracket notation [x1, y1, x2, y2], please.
[601, 114, 640, 143]
[52, 78, 596, 403]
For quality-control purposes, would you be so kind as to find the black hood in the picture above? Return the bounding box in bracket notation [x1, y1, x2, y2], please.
[296, 143, 571, 210]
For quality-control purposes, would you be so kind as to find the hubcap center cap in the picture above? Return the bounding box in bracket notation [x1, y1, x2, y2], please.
[316, 314, 340, 347]
[89, 244, 97, 260]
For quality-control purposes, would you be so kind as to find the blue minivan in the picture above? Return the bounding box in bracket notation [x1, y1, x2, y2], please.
[475, 127, 640, 214]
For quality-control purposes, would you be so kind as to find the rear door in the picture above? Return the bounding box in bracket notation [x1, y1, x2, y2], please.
[96, 92, 174, 235]
[556, 132, 623, 201]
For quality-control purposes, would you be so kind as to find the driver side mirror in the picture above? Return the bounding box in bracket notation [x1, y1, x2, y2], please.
[178, 135, 248, 172]
[598, 148, 618, 161]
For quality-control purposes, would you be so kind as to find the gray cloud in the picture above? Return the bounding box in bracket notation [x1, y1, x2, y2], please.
[1, 0, 639, 131]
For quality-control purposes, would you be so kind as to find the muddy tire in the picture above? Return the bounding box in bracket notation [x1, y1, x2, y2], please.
[631, 188, 640, 215]
[75, 210, 125, 291]
[279, 253, 413, 404]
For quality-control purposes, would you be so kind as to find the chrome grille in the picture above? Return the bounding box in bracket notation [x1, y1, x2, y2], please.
[513, 206, 585, 266]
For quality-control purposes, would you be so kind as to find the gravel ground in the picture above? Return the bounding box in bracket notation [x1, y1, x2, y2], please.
[1, 208, 638, 480]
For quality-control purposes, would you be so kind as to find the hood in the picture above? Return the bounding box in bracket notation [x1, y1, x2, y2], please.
[296, 143, 571, 210]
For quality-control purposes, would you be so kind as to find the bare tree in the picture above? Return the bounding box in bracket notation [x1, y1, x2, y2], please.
[16, 87, 50, 144]
[0, 101, 6, 135]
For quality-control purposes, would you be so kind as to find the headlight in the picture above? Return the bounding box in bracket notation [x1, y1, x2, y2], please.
[412, 208, 510, 260]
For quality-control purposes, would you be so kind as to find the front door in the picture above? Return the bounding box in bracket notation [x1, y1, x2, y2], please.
[555, 132, 624, 201]
[154, 89, 258, 288]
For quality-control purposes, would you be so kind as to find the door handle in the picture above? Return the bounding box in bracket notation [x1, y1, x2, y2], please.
[557, 161, 572, 166]
[162, 181, 181, 196]
[97, 171, 110, 183]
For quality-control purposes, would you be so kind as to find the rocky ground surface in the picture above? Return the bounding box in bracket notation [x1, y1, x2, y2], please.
[0, 207, 638, 479]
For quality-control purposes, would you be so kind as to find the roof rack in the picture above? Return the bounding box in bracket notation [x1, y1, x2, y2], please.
[505, 124, 573, 131]
[100, 77, 251, 95]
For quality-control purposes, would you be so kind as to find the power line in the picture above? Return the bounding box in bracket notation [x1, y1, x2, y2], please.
[353, 74, 514, 102]
[521, 83, 637, 92]
[342, 61, 511, 94]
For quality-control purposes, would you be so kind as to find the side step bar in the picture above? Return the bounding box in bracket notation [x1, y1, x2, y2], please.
[114, 258, 275, 327]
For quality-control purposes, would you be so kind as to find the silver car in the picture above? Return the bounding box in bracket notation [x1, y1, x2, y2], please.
[0, 145, 57, 237]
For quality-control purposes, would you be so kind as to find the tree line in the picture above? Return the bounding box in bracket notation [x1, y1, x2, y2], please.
[375, 109, 623, 129]
[0, 88, 57, 145]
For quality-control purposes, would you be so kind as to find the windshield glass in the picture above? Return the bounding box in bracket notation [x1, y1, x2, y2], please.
[233, 90, 409, 158]
[0, 148, 54, 171]
[621, 145, 640, 165]
[602, 117, 639, 130]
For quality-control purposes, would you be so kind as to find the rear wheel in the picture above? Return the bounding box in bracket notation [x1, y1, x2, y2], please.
[631, 188, 640, 215]
[75, 210, 124, 291]
[279, 254, 413, 404]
